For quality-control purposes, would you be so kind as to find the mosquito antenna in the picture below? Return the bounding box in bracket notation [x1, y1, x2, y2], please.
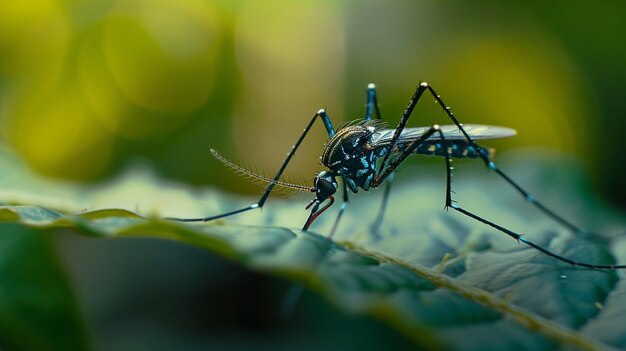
[210, 149, 314, 193]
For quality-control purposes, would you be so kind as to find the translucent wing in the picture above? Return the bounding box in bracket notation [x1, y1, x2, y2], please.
[370, 124, 516, 149]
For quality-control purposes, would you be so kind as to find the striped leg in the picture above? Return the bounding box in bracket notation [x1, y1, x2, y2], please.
[363, 83, 395, 233]
[423, 83, 626, 269]
[364, 83, 382, 121]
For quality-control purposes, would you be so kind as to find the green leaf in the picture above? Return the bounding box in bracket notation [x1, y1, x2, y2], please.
[0, 222, 89, 350]
[0, 148, 625, 350]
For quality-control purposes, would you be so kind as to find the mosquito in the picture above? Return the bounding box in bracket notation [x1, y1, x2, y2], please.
[167, 82, 625, 270]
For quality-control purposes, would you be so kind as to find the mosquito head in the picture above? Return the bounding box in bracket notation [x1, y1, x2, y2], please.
[313, 171, 337, 202]
[305, 170, 337, 214]
[302, 170, 337, 231]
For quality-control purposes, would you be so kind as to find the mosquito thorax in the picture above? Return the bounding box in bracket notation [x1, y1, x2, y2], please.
[321, 120, 384, 193]
[314, 171, 338, 201]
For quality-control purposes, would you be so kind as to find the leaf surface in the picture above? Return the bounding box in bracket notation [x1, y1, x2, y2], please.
[1, 149, 625, 350]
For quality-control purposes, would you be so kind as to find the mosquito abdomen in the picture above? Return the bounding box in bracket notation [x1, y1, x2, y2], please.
[413, 141, 491, 159]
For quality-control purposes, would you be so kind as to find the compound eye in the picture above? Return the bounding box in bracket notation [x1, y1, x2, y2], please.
[315, 177, 337, 201]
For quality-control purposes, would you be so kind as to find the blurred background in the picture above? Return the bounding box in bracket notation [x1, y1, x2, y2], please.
[1, 0, 626, 206]
[2, 1, 626, 349]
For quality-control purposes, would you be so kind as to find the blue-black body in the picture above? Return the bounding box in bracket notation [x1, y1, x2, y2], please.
[321, 120, 515, 193]
[321, 121, 385, 192]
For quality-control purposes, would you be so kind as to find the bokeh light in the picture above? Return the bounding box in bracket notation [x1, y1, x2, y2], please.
[0, 0, 625, 203]
[234, 0, 345, 176]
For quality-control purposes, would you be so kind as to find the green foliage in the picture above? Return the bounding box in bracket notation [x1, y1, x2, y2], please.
[0, 223, 88, 350]
[0, 149, 625, 350]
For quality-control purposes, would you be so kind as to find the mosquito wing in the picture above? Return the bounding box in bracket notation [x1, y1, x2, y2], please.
[370, 124, 516, 148]
[370, 124, 516, 159]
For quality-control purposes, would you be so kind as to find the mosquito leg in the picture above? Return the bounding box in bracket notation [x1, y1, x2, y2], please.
[371, 84, 435, 228]
[377, 83, 429, 172]
[451, 204, 626, 268]
[425, 94, 626, 269]
[422, 83, 593, 236]
[370, 172, 394, 236]
[166, 109, 336, 222]
[329, 181, 350, 240]
[370, 83, 435, 220]
[368, 124, 443, 238]
[362, 83, 394, 234]
[373, 125, 441, 187]
[364, 83, 382, 121]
